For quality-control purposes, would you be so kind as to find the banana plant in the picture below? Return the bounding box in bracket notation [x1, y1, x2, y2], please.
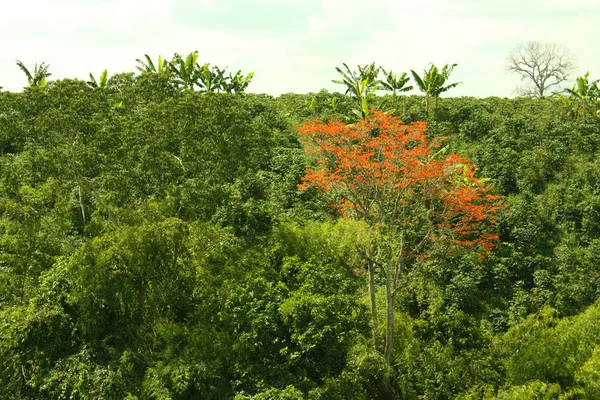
[16, 60, 51, 88]
[411, 63, 461, 117]
[554, 93, 576, 118]
[564, 72, 600, 119]
[380, 68, 412, 116]
[333, 62, 382, 119]
[135, 54, 172, 75]
[87, 69, 108, 89]
[170, 51, 201, 90]
[222, 70, 254, 93]
[197, 64, 226, 92]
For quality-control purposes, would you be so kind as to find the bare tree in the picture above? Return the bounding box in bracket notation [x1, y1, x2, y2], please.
[507, 41, 576, 97]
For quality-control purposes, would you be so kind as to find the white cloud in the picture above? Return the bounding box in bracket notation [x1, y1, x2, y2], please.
[541, 0, 599, 9]
[321, 0, 383, 9]
[1, 0, 174, 36]
[308, 15, 329, 32]
[194, 0, 231, 13]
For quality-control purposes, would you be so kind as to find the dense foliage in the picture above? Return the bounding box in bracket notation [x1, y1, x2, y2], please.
[2, 71, 600, 399]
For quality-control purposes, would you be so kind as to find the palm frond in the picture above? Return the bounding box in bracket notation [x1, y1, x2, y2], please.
[16, 60, 33, 83]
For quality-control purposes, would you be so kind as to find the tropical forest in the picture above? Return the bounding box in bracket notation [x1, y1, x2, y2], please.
[2, 45, 600, 399]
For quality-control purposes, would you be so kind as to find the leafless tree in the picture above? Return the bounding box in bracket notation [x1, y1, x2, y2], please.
[506, 41, 576, 97]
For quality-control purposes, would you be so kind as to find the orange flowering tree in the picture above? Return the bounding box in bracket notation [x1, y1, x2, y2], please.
[298, 111, 503, 365]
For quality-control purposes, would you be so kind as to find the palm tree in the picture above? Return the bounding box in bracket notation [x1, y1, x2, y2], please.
[222, 70, 254, 93]
[170, 51, 202, 90]
[380, 68, 412, 116]
[333, 62, 382, 119]
[197, 64, 226, 92]
[16, 60, 51, 88]
[135, 54, 172, 76]
[87, 69, 108, 89]
[564, 72, 600, 119]
[411, 63, 461, 117]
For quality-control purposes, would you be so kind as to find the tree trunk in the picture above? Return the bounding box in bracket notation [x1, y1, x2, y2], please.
[78, 185, 86, 225]
[384, 267, 396, 365]
[368, 260, 379, 350]
[384, 231, 403, 366]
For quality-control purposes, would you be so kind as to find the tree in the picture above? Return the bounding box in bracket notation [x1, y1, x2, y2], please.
[135, 54, 173, 76]
[15, 60, 51, 88]
[135, 52, 253, 94]
[298, 111, 502, 367]
[380, 68, 413, 115]
[222, 70, 254, 93]
[506, 41, 576, 98]
[411, 63, 461, 117]
[198, 63, 227, 92]
[87, 69, 108, 89]
[564, 71, 600, 119]
[171, 51, 201, 90]
[333, 62, 382, 119]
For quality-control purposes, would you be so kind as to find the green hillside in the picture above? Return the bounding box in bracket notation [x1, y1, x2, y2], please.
[2, 71, 600, 399]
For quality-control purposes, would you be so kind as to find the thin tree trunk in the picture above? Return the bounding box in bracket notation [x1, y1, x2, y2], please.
[78, 185, 86, 225]
[368, 260, 379, 350]
[384, 263, 395, 365]
[382, 255, 396, 399]
[385, 230, 404, 366]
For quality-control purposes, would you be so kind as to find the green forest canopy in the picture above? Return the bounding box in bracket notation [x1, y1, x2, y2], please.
[1, 60, 600, 399]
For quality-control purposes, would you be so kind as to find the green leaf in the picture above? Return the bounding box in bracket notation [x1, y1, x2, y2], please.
[99, 69, 108, 88]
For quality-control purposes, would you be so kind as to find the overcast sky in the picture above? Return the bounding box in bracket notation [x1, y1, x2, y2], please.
[1, 0, 599, 97]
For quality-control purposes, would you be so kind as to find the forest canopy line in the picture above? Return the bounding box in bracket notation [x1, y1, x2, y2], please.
[1, 47, 600, 398]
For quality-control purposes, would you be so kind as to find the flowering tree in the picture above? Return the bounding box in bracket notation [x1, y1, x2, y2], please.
[298, 111, 503, 365]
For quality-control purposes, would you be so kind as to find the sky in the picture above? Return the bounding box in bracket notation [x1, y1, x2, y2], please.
[1, 0, 599, 97]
